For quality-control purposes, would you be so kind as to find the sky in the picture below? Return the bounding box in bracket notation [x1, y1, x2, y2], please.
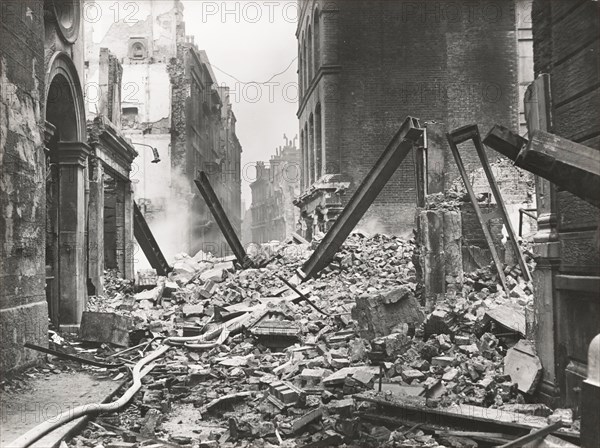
[90, 0, 299, 207]
[183, 1, 300, 207]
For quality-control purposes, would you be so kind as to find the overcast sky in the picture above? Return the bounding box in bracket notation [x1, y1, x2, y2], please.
[183, 1, 299, 207]
[91, 0, 299, 207]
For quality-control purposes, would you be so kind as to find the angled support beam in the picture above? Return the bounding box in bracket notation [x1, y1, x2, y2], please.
[296, 117, 424, 282]
[446, 128, 510, 294]
[194, 172, 253, 268]
[484, 126, 600, 208]
[133, 201, 172, 276]
[452, 125, 531, 282]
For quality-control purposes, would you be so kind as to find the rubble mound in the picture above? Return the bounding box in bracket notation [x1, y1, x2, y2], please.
[62, 233, 570, 448]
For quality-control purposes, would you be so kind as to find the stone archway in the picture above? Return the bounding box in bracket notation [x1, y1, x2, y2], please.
[44, 52, 89, 329]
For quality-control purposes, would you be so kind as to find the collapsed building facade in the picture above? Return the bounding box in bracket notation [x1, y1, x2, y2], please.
[86, 0, 242, 261]
[295, 0, 535, 238]
[1, 0, 138, 373]
[250, 137, 301, 244]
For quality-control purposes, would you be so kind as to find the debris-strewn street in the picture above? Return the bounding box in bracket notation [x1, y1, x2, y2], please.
[3, 233, 579, 447]
[2, 0, 599, 447]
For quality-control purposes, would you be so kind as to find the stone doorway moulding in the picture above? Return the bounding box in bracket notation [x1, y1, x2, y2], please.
[44, 51, 89, 330]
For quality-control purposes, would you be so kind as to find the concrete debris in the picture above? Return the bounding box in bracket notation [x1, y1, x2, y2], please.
[42, 233, 577, 448]
[79, 312, 133, 347]
[504, 339, 543, 394]
[352, 286, 424, 339]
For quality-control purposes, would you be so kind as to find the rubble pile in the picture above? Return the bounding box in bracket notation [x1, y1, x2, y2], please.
[62, 233, 575, 448]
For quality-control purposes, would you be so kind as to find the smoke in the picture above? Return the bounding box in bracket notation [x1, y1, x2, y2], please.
[133, 169, 195, 271]
[354, 216, 388, 237]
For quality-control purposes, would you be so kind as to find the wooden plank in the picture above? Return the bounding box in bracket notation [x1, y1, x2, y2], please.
[523, 130, 600, 177]
[498, 422, 563, 448]
[552, 41, 600, 106]
[354, 393, 580, 443]
[447, 128, 509, 293]
[554, 88, 600, 143]
[518, 130, 600, 208]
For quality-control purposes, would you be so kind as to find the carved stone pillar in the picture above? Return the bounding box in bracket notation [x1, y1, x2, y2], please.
[56, 141, 90, 329]
[123, 180, 134, 280]
[87, 156, 104, 297]
[526, 75, 561, 405]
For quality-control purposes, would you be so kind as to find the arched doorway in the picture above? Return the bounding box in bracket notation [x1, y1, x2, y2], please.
[44, 52, 89, 329]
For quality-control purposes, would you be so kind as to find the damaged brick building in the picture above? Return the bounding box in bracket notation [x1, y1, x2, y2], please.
[1, 0, 138, 373]
[250, 136, 301, 244]
[295, 0, 534, 238]
[86, 0, 243, 261]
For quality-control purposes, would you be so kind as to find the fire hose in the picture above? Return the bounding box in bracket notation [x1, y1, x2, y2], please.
[11, 313, 247, 448]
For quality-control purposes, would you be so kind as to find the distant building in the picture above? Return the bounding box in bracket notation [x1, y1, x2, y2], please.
[295, 0, 533, 238]
[250, 137, 301, 244]
[86, 0, 242, 260]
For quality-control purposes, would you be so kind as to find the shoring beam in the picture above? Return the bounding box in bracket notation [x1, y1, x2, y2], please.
[133, 201, 172, 276]
[296, 117, 424, 281]
[194, 171, 253, 268]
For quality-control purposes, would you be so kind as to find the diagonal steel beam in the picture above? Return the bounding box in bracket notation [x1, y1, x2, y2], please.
[133, 201, 172, 276]
[296, 117, 423, 281]
[446, 129, 509, 294]
[194, 171, 253, 268]
[484, 126, 600, 208]
[449, 125, 531, 282]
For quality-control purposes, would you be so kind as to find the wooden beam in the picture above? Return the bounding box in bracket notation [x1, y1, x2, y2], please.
[520, 130, 600, 208]
[497, 421, 563, 448]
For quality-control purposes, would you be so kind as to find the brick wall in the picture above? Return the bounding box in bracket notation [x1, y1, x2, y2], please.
[0, 0, 48, 374]
[298, 0, 521, 235]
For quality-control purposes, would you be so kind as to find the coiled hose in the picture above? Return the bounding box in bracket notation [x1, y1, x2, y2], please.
[10, 313, 247, 448]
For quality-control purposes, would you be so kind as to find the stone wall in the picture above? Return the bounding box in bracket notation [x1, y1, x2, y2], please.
[0, 1, 48, 374]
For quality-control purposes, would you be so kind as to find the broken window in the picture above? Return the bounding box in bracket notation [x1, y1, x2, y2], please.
[129, 40, 147, 60]
[121, 107, 138, 128]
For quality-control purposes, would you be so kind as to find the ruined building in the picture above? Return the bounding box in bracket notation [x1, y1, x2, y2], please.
[527, 0, 600, 410]
[250, 137, 301, 244]
[1, 0, 137, 374]
[86, 0, 242, 261]
[295, 0, 534, 238]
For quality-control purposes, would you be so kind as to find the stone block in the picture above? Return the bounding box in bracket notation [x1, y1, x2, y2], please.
[352, 287, 424, 339]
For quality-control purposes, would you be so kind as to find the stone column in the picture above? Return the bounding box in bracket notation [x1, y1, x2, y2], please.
[56, 141, 90, 329]
[526, 75, 561, 405]
[123, 180, 134, 280]
[87, 157, 104, 296]
[115, 178, 126, 277]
